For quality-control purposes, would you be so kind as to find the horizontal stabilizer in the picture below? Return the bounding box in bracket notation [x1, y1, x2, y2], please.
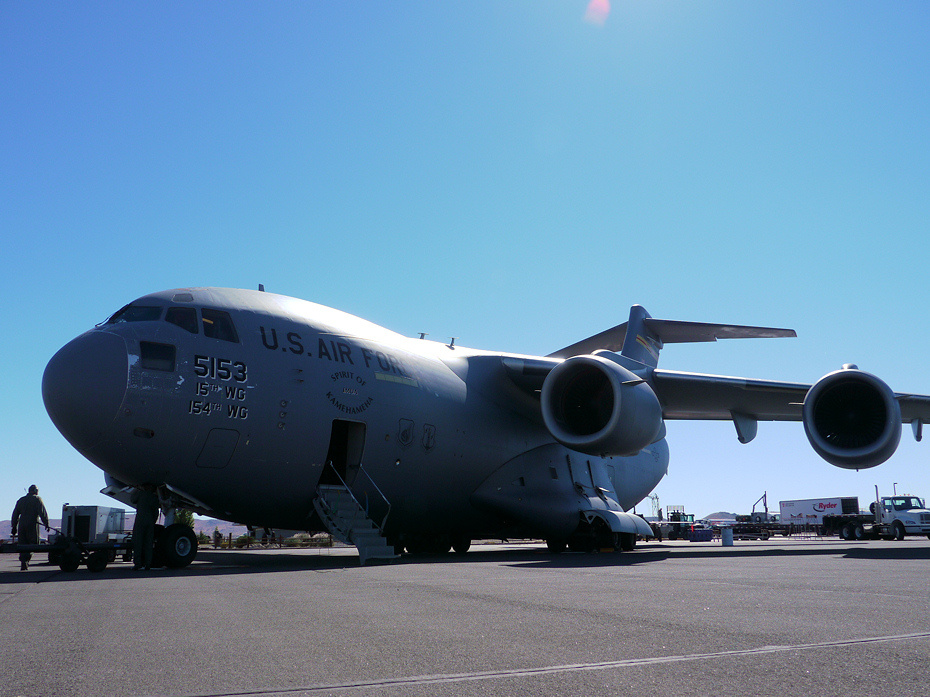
[644, 319, 796, 344]
[549, 310, 795, 360]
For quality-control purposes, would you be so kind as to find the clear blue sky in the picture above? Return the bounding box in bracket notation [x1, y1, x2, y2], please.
[3, 2, 930, 523]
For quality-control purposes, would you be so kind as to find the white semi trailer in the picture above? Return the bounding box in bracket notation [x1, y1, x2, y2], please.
[778, 497, 860, 528]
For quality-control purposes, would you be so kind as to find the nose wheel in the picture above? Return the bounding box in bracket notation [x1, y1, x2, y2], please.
[155, 524, 199, 568]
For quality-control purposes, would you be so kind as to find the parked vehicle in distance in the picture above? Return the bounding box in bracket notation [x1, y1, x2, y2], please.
[821, 489, 930, 541]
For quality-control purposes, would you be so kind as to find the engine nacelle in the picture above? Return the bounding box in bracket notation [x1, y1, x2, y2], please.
[541, 354, 663, 456]
[802, 366, 901, 469]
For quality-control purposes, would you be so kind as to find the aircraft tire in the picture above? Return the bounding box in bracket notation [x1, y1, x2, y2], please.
[452, 537, 471, 555]
[160, 524, 198, 568]
[619, 532, 636, 552]
[893, 521, 906, 541]
[546, 538, 567, 554]
[151, 524, 166, 568]
[404, 535, 451, 555]
[567, 535, 594, 553]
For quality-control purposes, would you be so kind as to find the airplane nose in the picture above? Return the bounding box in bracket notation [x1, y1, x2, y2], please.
[43, 330, 128, 452]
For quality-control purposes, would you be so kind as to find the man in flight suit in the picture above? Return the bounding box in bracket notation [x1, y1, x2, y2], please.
[131, 484, 160, 570]
[11, 485, 49, 570]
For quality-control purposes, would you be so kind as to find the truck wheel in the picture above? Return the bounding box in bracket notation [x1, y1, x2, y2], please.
[893, 521, 906, 541]
[59, 551, 81, 573]
[87, 550, 108, 573]
[839, 523, 853, 540]
[853, 524, 866, 540]
[159, 524, 198, 568]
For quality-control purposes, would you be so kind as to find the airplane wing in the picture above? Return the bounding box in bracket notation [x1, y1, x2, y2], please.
[501, 359, 930, 427]
[654, 370, 930, 425]
[650, 370, 808, 421]
[502, 359, 809, 421]
[503, 304, 930, 464]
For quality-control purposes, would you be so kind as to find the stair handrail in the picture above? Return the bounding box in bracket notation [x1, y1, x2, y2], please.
[357, 464, 392, 532]
[321, 462, 392, 533]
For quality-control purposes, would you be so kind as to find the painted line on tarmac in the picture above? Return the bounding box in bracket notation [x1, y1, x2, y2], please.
[187, 631, 930, 696]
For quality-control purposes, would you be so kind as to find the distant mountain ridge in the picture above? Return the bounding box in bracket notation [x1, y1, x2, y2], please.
[703, 511, 738, 521]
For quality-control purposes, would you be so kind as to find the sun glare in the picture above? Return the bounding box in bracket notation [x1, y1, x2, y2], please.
[584, 0, 611, 26]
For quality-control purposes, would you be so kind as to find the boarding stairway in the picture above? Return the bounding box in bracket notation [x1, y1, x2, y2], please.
[312, 468, 397, 566]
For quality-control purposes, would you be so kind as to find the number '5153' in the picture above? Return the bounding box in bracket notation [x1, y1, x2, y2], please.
[194, 355, 247, 382]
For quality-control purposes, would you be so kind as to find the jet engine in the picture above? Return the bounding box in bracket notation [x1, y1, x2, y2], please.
[540, 354, 663, 456]
[802, 366, 901, 469]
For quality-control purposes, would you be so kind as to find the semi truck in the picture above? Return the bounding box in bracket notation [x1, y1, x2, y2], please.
[818, 489, 930, 541]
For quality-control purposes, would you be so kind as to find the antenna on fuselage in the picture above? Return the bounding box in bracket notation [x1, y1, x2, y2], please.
[258, 284, 265, 292]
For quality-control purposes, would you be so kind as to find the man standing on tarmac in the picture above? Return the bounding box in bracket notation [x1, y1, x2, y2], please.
[11, 485, 49, 570]
[130, 484, 160, 571]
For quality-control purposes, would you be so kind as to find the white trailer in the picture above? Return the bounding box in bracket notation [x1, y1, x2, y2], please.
[778, 497, 860, 527]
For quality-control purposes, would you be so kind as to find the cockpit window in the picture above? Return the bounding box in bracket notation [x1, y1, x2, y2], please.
[140, 342, 176, 371]
[106, 305, 163, 324]
[201, 308, 239, 343]
[166, 307, 199, 334]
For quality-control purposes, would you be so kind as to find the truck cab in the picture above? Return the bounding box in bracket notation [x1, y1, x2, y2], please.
[874, 496, 930, 539]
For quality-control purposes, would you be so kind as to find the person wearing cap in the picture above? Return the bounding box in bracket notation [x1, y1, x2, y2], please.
[11, 485, 49, 570]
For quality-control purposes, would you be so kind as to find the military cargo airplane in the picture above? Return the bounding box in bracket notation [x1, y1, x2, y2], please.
[42, 288, 930, 565]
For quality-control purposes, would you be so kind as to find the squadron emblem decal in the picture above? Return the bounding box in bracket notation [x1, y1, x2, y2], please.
[398, 419, 415, 447]
[422, 424, 437, 452]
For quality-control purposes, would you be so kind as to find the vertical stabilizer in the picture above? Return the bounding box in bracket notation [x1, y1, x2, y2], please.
[620, 305, 663, 368]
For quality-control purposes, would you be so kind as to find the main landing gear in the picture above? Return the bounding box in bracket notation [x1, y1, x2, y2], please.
[149, 524, 199, 569]
[396, 533, 472, 556]
[547, 518, 638, 554]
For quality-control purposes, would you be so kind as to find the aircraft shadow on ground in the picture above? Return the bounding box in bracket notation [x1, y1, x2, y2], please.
[506, 540, 930, 569]
[3, 546, 659, 582]
[5, 541, 928, 584]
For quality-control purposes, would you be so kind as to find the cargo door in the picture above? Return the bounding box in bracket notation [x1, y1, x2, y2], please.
[319, 419, 366, 486]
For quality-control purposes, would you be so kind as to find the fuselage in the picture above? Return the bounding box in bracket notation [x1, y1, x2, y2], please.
[42, 288, 669, 541]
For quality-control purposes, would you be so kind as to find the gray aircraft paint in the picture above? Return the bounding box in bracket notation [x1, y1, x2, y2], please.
[42, 287, 930, 553]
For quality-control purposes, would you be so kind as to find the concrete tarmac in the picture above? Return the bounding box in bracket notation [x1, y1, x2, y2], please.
[2, 537, 929, 697]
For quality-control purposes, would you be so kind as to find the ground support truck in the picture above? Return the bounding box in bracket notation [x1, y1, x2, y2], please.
[820, 490, 930, 541]
[1, 504, 198, 571]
